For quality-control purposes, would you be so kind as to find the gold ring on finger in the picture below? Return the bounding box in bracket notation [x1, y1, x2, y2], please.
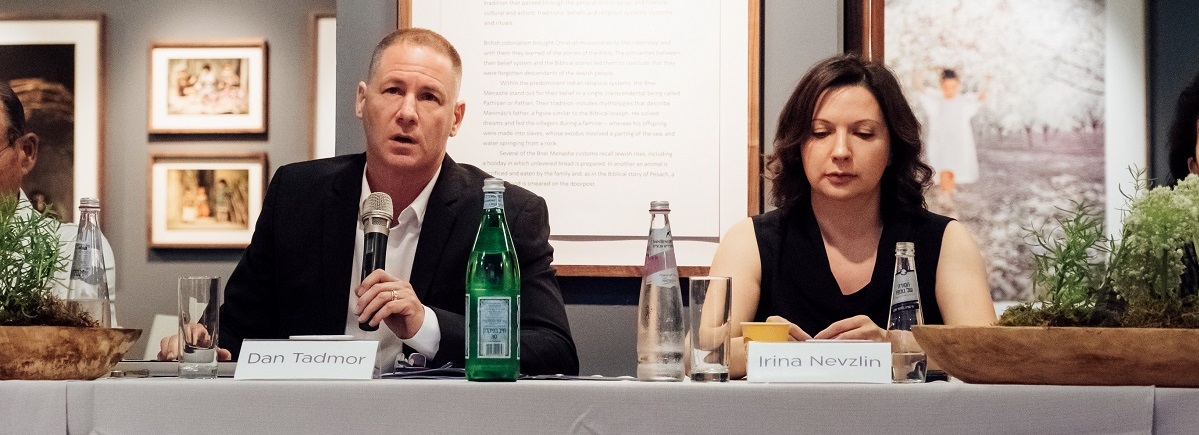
[391, 289, 399, 301]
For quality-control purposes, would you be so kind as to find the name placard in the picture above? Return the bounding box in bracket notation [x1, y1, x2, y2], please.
[746, 341, 891, 383]
[234, 340, 379, 380]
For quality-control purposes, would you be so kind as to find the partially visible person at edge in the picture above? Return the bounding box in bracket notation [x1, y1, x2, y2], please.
[0, 81, 118, 324]
[1166, 70, 1199, 297]
[158, 28, 578, 376]
[708, 54, 996, 378]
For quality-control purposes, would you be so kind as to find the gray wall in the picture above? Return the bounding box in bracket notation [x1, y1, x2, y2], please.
[0, 0, 335, 358]
[760, 0, 841, 214]
[334, 0, 395, 155]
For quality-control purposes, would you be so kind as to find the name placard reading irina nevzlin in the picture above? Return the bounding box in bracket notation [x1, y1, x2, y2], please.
[746, 341, 891, 383]
[234, 340, 379, 380]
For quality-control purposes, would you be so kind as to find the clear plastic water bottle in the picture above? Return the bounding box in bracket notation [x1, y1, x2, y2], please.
[636, 200, 685, 381]
[887, 241, 926, 383]
[67, 197, 112, 328]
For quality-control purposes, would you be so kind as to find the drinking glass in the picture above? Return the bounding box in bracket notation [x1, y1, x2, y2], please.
[178, 276, 220, 379]
[688, 276, 732, 382]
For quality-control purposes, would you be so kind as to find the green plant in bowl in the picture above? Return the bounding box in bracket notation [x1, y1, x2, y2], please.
[0, 194, 96, 327]
[1000, 170, 1199, 328]
[0, 194, 142, 380]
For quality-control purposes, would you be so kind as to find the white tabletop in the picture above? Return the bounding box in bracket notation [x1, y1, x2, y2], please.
[0, 380, 67, 435]
[51, 378, 1164, 435]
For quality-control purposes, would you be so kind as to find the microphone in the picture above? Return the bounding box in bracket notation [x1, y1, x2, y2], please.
[358, 192, 393, 331]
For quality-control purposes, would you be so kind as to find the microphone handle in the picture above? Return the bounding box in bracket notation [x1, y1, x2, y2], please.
[359, 231, 388, 331]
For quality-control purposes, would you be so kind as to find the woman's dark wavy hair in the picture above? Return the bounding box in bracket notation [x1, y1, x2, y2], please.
[768, 53, 932, 214]
[1168, 71, 1199, 185]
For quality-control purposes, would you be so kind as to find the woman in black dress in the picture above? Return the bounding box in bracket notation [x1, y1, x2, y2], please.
[711, 54, 996, 378]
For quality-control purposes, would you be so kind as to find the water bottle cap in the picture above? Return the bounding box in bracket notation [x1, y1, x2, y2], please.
[895, 241, 915, 256]
[483, 178, 506, 192]
[649, 200, 670, 211]
[79, 197, 100, 208]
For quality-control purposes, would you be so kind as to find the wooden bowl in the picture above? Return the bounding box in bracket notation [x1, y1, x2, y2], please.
[912, 325, 1199, 387]
[0, 326, 142, 380]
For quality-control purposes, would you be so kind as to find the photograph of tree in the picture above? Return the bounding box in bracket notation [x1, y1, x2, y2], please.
[885, 0, 1106, 301]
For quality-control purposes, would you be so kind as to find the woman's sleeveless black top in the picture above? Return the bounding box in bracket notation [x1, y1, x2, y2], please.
[752, 203, 951, 335]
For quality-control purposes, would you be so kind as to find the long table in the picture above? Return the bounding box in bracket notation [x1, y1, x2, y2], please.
[2, 379, 1195, 434]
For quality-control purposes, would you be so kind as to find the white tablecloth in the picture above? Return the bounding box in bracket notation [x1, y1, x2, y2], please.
[1154, 388, 1199, 435]
[0, 380, 67, 435]
[57, 379, 1157, 435]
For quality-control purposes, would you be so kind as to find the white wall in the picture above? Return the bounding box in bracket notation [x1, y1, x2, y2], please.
[1104, 0, 1148, 239]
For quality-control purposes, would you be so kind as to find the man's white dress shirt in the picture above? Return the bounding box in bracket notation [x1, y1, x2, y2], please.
[344, 166, 443, 373]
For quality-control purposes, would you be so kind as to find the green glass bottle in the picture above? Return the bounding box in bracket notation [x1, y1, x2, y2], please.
[465, 178, 521, 381]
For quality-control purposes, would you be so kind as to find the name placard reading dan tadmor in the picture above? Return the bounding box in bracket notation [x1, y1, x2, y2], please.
[233, 340, 378, 380]
[746, 341, 891, 383]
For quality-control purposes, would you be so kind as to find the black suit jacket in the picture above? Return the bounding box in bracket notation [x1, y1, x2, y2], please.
[219, 153, 579, 375]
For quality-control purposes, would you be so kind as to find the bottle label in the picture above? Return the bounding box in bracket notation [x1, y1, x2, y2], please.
[890, 301, 920, 318]
[891, 270, 918, 304]
[889, 264, 921, 330]
[70, 244, 95, 281]
[889, 301, 920, 330]
[644, 228, 678, 288]
[476, 296, 512, 358]
[483, 192, 504, 210]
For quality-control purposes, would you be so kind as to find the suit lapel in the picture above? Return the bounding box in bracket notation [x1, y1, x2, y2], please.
[316, 154, 366, 333]
[410, 156, 466, 301]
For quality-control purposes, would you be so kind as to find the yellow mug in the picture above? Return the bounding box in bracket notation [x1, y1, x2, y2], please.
[740, 322, 790, 342]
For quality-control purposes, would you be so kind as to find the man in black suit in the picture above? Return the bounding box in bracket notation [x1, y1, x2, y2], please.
[160, 28, 577, 376]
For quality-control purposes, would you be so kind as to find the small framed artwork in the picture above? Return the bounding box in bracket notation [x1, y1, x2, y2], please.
[148, 153, 268, 248]
[0, 15, 104, 223]
[149, 40, 268, 133]
[310, 13, 336, 159]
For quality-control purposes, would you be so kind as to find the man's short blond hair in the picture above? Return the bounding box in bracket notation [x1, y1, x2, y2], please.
[367, 28, 462, 84]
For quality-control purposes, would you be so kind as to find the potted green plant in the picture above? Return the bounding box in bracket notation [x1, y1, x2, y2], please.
[914, 172, 1199, 387]
[0, 195, 140, 380]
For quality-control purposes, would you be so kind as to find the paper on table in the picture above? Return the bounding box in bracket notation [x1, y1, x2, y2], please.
[804, 339, 873, 343]
[288, 335, 354, 341]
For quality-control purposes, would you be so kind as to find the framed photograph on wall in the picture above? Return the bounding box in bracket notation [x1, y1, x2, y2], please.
[0, 15, 104, 223]
[848, 0, 1146, 304]
[148, 153, 268, 248]
[149, 40, 267, 134]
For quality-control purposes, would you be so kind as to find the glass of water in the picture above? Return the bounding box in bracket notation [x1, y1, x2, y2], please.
[889, 329, 927, 383]
[688, 276, 732, 382]
[178, 276, 220, 379]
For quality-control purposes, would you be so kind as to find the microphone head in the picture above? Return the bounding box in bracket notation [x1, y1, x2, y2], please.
[360, 192, 393, 232]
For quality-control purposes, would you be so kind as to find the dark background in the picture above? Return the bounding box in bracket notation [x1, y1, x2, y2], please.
[1149, 0, 1199, 186]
